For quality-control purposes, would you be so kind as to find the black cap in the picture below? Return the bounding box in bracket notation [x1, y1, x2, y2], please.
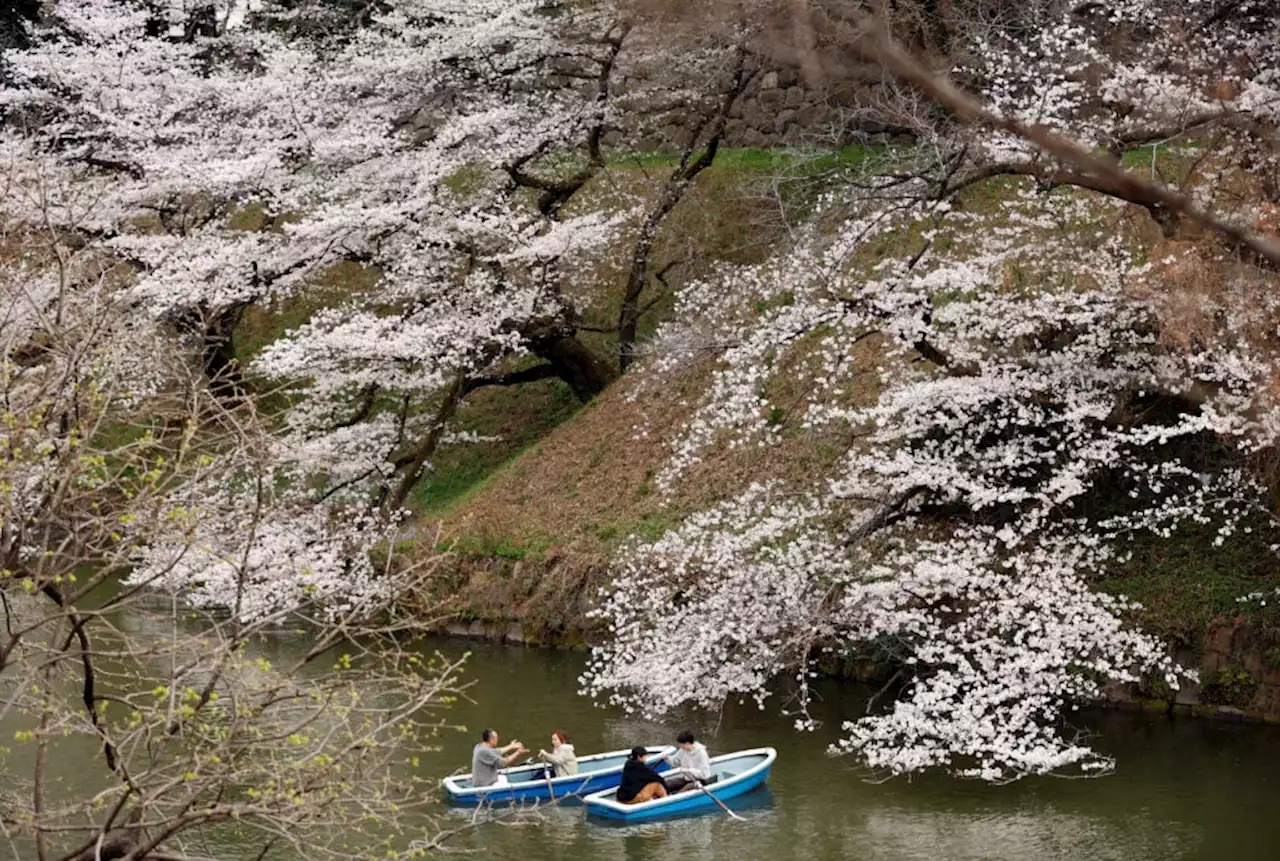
[630, 745, 648, 759]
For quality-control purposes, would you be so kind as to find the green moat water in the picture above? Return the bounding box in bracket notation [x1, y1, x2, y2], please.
[10, 627, 1280, 860]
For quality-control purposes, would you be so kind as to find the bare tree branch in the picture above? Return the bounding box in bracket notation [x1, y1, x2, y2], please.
[849, 16, 1280, 266]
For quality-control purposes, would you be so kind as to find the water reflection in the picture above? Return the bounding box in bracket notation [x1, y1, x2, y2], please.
[847, 807, 1200, 861]
[424, 638, 1280, 861]
[5, 610, 1278, 861]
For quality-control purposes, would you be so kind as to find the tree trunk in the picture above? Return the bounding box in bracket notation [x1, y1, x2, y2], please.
[386, 375, 466, 512]
[0, 0, 38, 50]
[177, 303, 248, 397]
[617, 51, 752, 370]
[530, 334, 616, 401]
[617, 214, 666, 372]
[201, 331, 241, 394]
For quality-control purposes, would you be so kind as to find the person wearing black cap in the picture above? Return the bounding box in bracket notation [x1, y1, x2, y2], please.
[616, 746, 668, 804]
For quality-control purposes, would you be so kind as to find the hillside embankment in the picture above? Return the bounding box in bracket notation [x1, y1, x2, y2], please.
[412, 363, 1280, 724]
[404, 315, 1280, 725]
[250, 144, 1280, 724]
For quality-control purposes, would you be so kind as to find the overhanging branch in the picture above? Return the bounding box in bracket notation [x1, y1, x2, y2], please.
[853, 19, 1280, 266]
[463, 363, 562, 394]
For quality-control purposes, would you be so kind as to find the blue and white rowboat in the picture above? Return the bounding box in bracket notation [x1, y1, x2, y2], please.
[442, 745, 674, 805]
[583, 747, 777, 822]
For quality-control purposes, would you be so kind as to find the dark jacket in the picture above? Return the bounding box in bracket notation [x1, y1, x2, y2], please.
[617, 758, 664, 802]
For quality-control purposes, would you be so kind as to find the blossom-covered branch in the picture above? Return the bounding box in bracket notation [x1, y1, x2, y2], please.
[585, 0, 1280, 780]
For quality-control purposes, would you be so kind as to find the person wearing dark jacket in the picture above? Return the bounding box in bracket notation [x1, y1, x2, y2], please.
[616, 746, 668, 804]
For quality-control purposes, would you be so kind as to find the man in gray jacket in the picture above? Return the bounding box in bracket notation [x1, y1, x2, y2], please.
[472, 728, 527, 787]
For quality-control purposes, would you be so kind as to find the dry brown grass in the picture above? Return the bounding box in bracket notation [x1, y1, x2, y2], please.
[426, 329, 885, 553]
[412, 321, 887, 634]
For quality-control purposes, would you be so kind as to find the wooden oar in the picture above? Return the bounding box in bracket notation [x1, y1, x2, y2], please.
[663, 748, 743, 821]
[694, 778, 744, 821]
[524, 756, 556, 802]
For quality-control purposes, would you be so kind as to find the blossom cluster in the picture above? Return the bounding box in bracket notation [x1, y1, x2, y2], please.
[1, 0, 640, 614]
[3, 0, 634, 507]
[586, 0, 1280, 778]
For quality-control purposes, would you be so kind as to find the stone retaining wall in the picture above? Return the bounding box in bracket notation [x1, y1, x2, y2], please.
[725, 68, 853, 148]
[1104, 621, 1280, 722]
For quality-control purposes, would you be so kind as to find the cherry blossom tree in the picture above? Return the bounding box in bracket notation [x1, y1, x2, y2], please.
[0, 157, 488, 858]
[584, 0, 1280, 782]
[3, 0, 611, 372]
[2, 0, 767, 514]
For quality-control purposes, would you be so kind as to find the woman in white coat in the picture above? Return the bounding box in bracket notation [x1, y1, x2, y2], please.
[536, 730, 579, 777]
